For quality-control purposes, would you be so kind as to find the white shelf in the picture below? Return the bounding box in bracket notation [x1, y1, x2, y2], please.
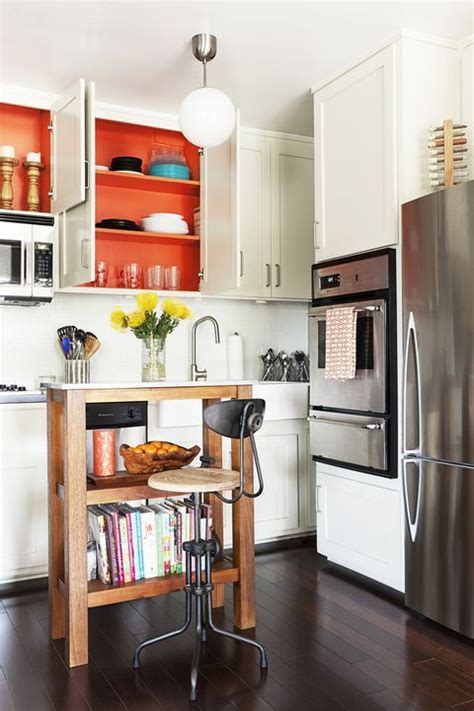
[55, 286, 310, 303]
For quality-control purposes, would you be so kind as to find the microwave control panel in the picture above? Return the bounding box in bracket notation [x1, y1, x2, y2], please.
[34, 242, 53, 286]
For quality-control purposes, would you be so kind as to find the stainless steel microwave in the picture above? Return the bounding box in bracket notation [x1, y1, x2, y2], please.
[0, 210, 55, 305]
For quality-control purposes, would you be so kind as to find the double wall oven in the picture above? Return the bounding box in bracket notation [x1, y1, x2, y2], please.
[309, 249, 397, 477]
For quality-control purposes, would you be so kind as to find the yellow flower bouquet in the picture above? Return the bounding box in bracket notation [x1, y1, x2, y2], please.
[110, 293, 191, 381]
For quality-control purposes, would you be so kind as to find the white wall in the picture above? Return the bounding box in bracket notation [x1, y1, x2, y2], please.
[0, 293, 308, 388]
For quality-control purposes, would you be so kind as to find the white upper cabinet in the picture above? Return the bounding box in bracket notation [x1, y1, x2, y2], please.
[50, 78, 87, 214]
[461, 38, 473, 180]
[52, 79, 95, 288]
[313, 45, 398, 262]
[270, 138, 314, 299]
[238, 132, 272, 298]
[312, 33, 461, 263]
[200, 110, 241, 294]
[220, 130, 313, 300]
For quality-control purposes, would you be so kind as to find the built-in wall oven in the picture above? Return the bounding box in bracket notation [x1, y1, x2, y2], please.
[309, 249, 397, 477]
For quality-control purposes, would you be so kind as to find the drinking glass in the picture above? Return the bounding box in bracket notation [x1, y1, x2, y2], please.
[165, 265, 181, 290]
[145, 265, 164, 290]
[124, 263, 143, 289]
[95, 260, 109, 287]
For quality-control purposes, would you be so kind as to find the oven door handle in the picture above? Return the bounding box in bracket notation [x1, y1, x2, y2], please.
[307, 416, 384, 431]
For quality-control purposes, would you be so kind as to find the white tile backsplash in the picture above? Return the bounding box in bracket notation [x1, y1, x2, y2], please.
[0, 293, 308, 388]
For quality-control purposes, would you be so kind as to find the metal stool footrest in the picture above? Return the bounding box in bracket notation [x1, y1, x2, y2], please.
[132, 492, 268, 702]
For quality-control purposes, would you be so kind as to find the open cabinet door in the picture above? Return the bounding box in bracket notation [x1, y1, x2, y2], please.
[53, 81, 95, 288]
[200, 109, 240, 293]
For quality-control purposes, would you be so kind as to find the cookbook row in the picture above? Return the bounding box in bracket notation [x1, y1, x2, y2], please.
[87, 499, 213, 586]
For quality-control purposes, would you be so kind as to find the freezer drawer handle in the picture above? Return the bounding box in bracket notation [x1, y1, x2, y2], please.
[308, 416, 384, 431]
[402, 458, 423, 543]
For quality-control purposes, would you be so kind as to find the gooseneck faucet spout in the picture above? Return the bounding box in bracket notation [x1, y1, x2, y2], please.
[191, 316, 221, 381]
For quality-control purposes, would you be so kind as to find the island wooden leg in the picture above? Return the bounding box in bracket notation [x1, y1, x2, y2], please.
[203, 398, 225, 608]
[47, 392, 65, 640]
[232, 385, 256, 629]
[63, 390, 88, 667]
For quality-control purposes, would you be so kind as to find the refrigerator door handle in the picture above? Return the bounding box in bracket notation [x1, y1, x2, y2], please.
[402, 457, 423, 543]
[403, 311, 423, 454]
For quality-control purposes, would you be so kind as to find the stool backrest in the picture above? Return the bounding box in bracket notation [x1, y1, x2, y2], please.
[202, 399, 266, 503]
[203, 399, 265, 439]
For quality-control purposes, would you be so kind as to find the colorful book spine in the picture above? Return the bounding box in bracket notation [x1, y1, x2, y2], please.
[118, 512, 132, 583]
[118, 505, 136, 582]
[156, 510, 165, 577]
[175, 508, 183, 575]
[99, 507, 119, 585]
[133, 507, 144, 579]
[88, 506, 111, 584]
[139, 506, 157, 578]
[107, 505, 124, 584]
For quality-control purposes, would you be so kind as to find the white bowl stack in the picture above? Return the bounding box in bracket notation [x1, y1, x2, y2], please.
[141, 213, 189, 234]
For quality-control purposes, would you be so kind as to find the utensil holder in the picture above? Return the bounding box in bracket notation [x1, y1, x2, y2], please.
[65, 359, 90, 384]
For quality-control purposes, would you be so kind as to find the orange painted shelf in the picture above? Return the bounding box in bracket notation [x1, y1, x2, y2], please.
[86, 560, 239, 607]
[96, 169, 200, 196]
[96, 227, 200, 246]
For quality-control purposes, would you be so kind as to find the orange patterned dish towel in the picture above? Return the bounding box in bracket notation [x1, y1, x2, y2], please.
[325, 306, 357, 380]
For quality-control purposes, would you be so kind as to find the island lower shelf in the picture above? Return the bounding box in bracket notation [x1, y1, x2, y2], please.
[57, 560, 239, 607]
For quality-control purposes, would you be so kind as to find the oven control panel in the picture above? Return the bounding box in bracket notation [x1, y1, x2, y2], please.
[320, 273, 341, 290]
[312, 252, 391, 300]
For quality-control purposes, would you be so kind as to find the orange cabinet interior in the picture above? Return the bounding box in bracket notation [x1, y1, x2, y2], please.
[0, 102, 51, 213]
[94, 119, 201, 291]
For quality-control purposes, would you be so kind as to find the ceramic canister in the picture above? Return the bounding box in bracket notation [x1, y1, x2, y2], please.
[92, 430, 116, 477]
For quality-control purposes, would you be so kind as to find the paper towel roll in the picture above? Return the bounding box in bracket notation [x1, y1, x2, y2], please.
[227, 332, 244, 380]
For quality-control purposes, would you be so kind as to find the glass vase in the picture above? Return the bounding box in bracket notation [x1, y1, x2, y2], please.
[141, 336, 166, 382]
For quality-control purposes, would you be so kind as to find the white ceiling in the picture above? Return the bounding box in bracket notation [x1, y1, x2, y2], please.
[1, 1, 472, 135]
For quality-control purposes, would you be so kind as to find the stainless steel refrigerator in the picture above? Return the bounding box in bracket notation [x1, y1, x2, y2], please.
[402, 179, 474, 638]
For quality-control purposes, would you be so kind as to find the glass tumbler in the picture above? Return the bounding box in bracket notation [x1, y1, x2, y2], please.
[95, 260, 109, 287]
[165, 265, 181, 290]
[124, 263, 143, 289]
[145, 265, 164, 290]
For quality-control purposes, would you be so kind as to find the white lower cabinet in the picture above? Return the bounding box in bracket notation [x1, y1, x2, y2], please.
[224, 418, 312, 545]
[0, 404, 48, 583]
[316, 463, 404, 592]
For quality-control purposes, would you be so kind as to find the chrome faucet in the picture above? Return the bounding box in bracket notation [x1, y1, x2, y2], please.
[191, 316, 221, 381]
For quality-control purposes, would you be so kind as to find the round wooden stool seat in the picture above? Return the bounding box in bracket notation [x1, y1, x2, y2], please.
[148, 466, 240, 493]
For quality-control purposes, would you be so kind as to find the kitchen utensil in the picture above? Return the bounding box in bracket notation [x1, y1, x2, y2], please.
[86, 338, 101, 360]
[165, 266, 181, 290]
[95, 260, 109, 287]
[61, 336, 72, 359]
[57, 325, 77, 341]
[124, 263, 143, 289]
[145, 265, 165, 290]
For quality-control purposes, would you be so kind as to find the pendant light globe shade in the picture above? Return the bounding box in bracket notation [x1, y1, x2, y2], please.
[179, 87, 236, 148]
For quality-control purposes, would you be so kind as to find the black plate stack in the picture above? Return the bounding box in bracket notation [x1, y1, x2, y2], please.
[95, 218, 142, 231]
[110, 156, 143, 173]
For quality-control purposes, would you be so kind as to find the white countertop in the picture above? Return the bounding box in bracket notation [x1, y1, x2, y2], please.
[47, 380, 308, 390]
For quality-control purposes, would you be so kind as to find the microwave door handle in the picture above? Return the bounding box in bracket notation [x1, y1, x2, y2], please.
[24, 241, 32, 287]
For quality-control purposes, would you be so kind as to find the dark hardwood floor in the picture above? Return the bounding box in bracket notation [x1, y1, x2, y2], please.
[1, 545, 474, 710]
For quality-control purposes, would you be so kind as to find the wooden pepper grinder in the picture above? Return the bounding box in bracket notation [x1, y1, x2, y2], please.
[0, 145, 19, 210]
[23, 152, 45, 212]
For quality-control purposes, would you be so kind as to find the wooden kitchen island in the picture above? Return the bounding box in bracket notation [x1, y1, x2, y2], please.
[47, 382, 256, 668]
